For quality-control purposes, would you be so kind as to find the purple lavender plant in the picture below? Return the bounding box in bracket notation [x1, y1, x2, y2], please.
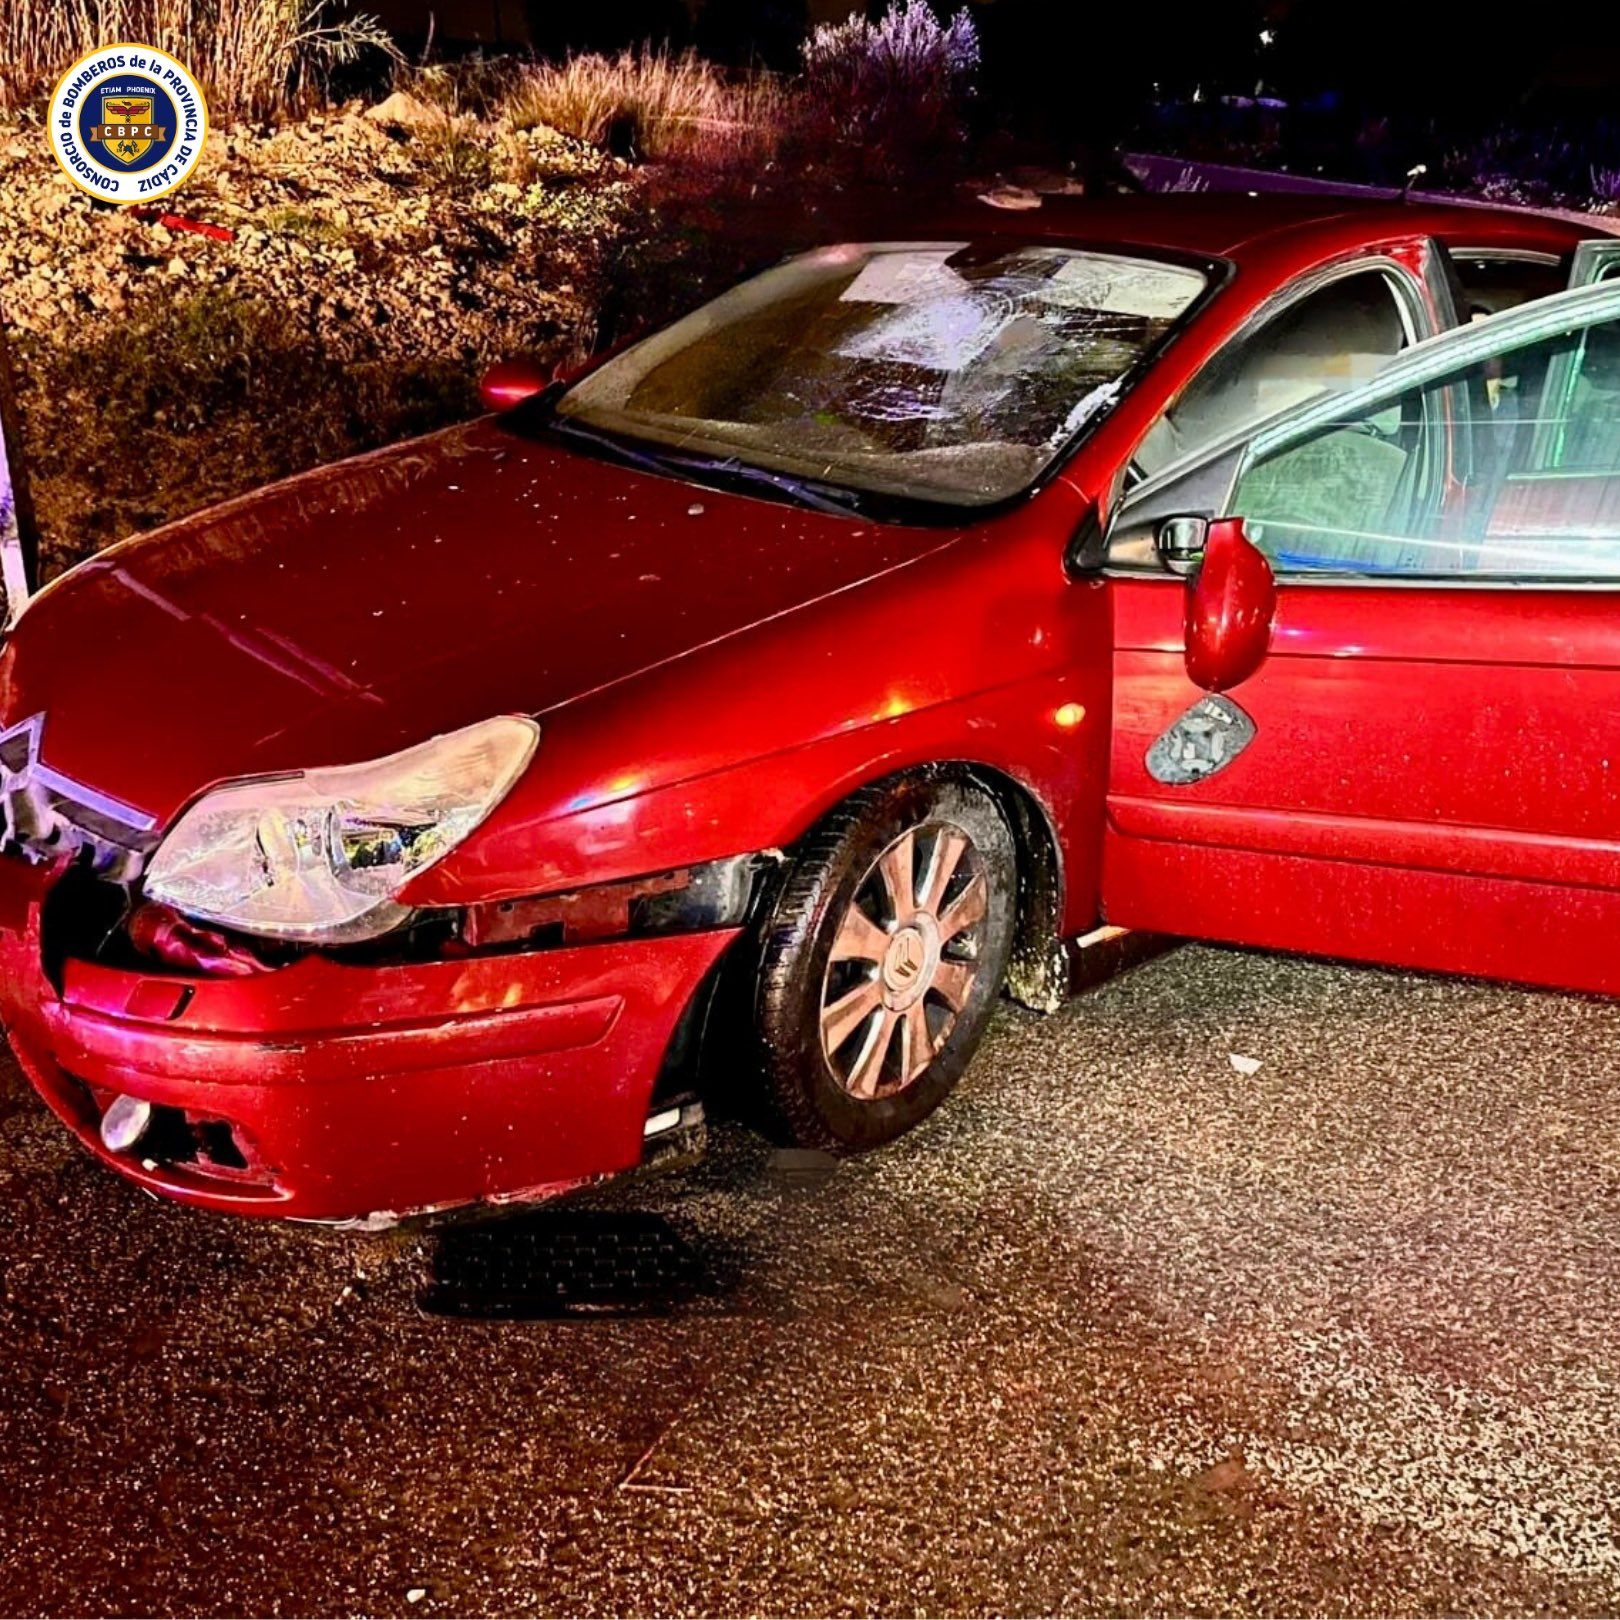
[800, 0, 980, 174]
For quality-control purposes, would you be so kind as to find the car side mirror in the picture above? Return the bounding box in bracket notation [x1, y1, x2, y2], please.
[479, 357, 560, 413]
[1184, 517, 1276, 692]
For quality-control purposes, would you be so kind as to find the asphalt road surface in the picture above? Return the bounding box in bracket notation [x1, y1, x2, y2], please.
[3, 944, 1619, 1616]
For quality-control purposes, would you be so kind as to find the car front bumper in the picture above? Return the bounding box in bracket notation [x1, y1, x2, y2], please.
[0, 860, 738, 1222]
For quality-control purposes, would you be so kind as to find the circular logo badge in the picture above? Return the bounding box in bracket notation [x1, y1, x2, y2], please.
[48, 45, 207, 204]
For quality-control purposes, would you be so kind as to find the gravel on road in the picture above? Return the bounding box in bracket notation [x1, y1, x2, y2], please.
[2, 943, 1617, 1616]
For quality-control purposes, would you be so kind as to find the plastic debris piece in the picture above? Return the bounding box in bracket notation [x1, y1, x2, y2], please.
[132, 206, 236, 243]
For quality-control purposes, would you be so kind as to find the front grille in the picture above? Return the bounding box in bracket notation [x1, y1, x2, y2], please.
[0, 712, 157, 882]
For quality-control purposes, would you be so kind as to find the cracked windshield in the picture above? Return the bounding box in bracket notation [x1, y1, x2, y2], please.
[553, 242, 1209, 506]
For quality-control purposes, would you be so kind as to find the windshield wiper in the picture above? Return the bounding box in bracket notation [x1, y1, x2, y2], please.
[544, 416, 681, 479]
[544, 416, 865, 518]
[660, 453, 865, 517]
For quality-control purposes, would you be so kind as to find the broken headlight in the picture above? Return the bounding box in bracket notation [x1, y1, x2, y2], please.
[143, 717, 538, 944]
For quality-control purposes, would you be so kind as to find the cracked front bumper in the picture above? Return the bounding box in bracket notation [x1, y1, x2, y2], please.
[0, 861, 737, 1222]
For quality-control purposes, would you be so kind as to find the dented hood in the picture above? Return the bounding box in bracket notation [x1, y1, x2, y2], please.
[0, 419, 955, 825]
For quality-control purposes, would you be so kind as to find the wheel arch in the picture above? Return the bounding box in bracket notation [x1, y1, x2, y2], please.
[953, 763, 1068, 1014]
[663, 757, 1069, 1126]
[774, 759, 1069, 1015]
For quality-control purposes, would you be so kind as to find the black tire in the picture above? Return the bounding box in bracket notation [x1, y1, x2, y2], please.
[754, 772, 1018, 1152]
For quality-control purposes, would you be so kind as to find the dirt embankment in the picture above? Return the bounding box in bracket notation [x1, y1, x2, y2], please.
[0, 95, 635, 576]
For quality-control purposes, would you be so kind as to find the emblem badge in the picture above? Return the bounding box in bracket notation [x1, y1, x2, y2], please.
[90, 92, 163, 167]
[47, 46, 207, 204]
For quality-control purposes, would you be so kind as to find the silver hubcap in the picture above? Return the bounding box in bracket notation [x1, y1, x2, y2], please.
[819, 824, 988, 1100]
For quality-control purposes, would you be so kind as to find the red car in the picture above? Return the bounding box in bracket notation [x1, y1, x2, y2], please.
[4, 194, 1619, 1224]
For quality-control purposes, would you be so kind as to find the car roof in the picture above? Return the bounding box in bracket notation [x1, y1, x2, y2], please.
[823, 189, 1595, 266]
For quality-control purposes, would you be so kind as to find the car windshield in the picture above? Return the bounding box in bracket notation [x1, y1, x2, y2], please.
[550, 241, 1210, 509]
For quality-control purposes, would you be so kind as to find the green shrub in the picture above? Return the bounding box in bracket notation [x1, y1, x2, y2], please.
[18, 289, 474, 575]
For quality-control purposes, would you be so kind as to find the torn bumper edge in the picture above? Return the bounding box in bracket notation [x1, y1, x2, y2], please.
[0, 859, 741, 1222]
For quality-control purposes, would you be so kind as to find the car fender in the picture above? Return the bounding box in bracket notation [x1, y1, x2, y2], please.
[401, 504, 1111, 937]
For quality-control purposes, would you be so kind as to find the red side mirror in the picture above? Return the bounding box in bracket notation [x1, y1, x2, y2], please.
[479, 357, 558, 413]
[1184, 517, 1276, 692]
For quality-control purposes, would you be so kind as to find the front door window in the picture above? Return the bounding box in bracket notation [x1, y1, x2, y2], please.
[1230, 311, 1620, 579]
[1133, 268, 1415, 481]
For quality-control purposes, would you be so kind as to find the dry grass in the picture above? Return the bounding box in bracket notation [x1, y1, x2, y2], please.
[412, 114, 497, 191]
[1, 85, 632, 573]
[0, 0, 397, 122]
[505, 47, 786, 167]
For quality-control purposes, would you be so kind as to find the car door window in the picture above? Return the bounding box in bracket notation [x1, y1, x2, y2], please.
[1569, 239, 1620, 288]
[1450, 253, 1566, 318]
[1229, 312, 1620, 578]
[1133, 269, 1414, 481]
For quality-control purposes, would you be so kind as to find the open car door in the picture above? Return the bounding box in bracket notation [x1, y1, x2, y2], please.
[1570, 238, 1620, 288]
[0, 307, 38, 626]
[1100, 278, 1620, 996]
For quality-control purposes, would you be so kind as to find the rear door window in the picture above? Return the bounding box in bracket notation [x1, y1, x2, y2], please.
[1450, 253, 1566, 319]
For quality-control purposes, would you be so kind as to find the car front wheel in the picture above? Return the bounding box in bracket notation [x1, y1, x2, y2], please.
[754, 773, 1018, 1152]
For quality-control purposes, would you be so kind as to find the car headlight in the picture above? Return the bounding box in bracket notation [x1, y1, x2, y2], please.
[143, 716, 539, 944]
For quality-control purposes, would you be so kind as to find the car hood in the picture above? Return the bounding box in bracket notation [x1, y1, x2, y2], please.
[0, 419, 958, 825]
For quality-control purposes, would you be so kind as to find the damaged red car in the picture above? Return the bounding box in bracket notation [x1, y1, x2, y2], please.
[5, 193, 1620, 1224]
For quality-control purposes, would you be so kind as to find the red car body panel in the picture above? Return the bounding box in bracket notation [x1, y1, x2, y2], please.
[1105, 577, 1620, 994]
[0, 428, 968, 825]
[0, 194, 1605, 1220]
[399, 517, 1111, 929]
